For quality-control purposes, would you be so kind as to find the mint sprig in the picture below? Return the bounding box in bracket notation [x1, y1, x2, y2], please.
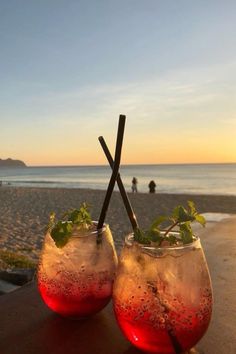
[63, 203, 92, 229]
[134, 201, 205, 246]
[48, 203, 93, 248]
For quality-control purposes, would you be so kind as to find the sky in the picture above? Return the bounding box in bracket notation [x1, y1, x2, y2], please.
[0, 0, 236, 166]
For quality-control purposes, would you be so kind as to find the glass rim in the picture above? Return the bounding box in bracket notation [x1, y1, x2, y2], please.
[125, 231, 200, 251]
[69, 221, 107, 238]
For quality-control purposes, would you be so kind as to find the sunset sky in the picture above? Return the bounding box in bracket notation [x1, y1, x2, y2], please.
[0, 1, 236, 166]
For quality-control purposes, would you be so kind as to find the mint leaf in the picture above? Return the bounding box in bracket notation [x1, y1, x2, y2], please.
[179, 222, 193, 244]
[188, 200, 197, 215]
[150, 216, 168, 230]
[134, 228, 151, 245]
[49, 203, 93, 248]
[147, 229, 161, 243]
[51, 221, 73, 248]
[172, 205, 195, 223]
[195, 214, 206, 226]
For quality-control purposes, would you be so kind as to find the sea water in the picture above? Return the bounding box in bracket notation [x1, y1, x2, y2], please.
[0, 163, 235, 196]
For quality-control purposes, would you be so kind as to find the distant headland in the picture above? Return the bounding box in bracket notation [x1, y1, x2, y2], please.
[0, 158, 27, 167]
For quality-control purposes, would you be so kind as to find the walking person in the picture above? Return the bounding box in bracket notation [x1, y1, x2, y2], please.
[131, 177, 138, 193]
[148, 180, 156, 193]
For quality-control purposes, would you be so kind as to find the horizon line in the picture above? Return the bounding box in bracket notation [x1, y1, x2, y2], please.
[26, 162, 236, 168]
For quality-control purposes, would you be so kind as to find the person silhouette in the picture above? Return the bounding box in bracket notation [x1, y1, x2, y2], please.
[148, 180, 156, 193]
[131, 177, 138, 193]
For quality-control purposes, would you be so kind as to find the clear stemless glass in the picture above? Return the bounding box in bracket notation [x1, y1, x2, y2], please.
[37, 222, 118, 318]
[113, 232, 213, 354]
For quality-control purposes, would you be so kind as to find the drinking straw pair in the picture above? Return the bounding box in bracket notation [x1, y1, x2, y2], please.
[97, 114, 139, 233]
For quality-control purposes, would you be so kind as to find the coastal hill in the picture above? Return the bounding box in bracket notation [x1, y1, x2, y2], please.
[0, 158, 27, 167]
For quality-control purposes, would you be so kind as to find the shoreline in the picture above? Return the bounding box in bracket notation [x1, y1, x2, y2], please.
[1, 184, 236, 197]
[0, 186, 236, 263]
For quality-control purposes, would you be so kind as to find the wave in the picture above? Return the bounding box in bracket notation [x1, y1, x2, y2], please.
[3, 180, 64, 185]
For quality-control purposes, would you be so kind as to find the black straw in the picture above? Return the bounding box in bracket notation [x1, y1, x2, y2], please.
[97, 115, 126, 230]
[98, 136, 139, 232]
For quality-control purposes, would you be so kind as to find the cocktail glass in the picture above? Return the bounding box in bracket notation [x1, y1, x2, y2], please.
[113, 232, 213, 353]
[37, 222, 118, 318]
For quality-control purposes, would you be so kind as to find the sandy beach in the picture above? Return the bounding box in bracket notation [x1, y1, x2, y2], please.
[0, 186, 236, 262]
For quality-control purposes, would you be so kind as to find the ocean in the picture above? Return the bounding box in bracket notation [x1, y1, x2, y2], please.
[0, 164, 235, 196]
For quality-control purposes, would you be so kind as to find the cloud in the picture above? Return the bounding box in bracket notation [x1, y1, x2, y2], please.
[2, 60, 235, 134]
